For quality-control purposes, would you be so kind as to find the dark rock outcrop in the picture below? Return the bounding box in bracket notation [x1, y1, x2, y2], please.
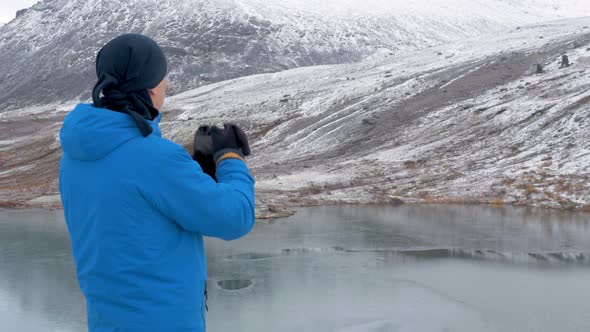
[560, 54, 570, 68]
[15, 9, 28, 18]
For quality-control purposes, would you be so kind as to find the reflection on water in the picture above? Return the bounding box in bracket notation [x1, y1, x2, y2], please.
[0, 209, 86, 332]
[216, 279, 254, 291]
[0, 205, 589, 332]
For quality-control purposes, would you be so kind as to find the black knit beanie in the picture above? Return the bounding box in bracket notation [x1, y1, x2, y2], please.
[92, 34, 168, 137]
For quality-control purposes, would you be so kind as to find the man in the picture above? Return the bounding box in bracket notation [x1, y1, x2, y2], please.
[58, 34, 255, 332]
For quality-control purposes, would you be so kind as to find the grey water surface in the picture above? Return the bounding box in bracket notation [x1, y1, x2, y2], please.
[1, 205, 590, 332]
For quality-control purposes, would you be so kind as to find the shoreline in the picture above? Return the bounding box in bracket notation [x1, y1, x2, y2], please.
[2, 196, 588, 220]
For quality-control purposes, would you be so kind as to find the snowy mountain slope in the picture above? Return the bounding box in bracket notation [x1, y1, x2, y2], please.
[164, 17, 590, 211]
[1, 18, 589, 211]
[1, 0, 590, 111]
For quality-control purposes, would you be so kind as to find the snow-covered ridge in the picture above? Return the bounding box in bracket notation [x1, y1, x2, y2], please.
[1, 0, 590, 111]
[238, 0, 590, 20]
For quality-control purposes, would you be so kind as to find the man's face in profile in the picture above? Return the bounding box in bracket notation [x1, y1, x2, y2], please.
[149, 77, 168, 111]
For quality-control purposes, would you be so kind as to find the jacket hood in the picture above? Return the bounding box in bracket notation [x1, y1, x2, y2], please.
[60, 103, 162, 161]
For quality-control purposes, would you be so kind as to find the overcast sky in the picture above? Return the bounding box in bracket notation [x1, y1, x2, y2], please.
[0, 0, 38, 23]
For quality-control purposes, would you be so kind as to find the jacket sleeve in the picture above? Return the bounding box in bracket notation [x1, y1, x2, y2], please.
[143, 143, 255, 241]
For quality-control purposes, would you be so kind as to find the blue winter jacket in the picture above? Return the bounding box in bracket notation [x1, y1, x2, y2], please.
[58, 103, 256, 332]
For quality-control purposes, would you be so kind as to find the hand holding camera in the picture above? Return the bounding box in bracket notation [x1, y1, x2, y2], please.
[192, 123, 251, 181]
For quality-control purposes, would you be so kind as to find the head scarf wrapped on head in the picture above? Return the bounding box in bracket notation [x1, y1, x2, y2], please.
[92, 34, 168, 137]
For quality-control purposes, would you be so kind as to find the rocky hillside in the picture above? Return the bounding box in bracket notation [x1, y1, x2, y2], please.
[1, 0, 590, 111]
[1, 18, 589, 213]
[164, 18, 590, 212]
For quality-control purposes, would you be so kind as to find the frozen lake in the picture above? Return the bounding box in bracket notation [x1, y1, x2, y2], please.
[1, 205, 590, 332]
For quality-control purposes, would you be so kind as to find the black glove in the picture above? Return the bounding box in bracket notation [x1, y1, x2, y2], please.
[211, 123, 251, 163]
[192, 126, 217, 181]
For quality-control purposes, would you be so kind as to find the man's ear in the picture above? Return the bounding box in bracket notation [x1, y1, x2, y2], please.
[147, 87, 157, 97]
